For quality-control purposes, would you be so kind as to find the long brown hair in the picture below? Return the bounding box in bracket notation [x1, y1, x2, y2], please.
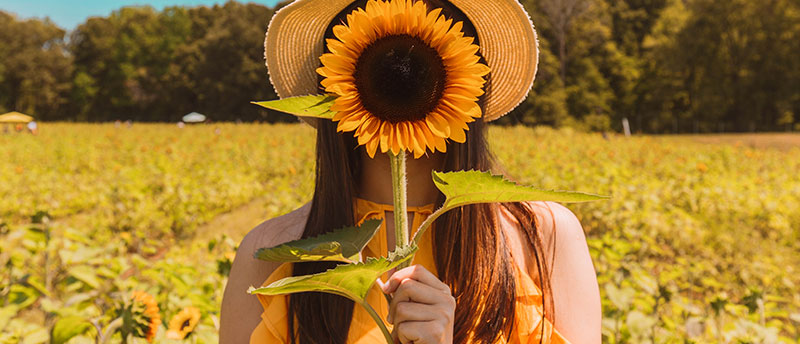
[288, 1, 553, 343]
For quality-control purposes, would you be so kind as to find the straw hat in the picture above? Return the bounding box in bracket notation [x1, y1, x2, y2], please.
[264, 0, 538, 122]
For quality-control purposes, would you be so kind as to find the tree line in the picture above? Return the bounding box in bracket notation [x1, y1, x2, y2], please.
[1, 0, 798, 133]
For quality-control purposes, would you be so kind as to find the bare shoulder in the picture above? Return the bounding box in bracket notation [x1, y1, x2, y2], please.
[525, 201, 587, 254]
[498, 201, 587, 271]
[238, 202, 312, 257]
[523, 201, 601, 343]
[220, 202, 311, 344]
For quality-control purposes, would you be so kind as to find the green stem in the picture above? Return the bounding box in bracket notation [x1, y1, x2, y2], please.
[361, 301, 394, 344]
[411, 205, 449, 246]
[101, 317, 124, 344]
[397, 202, 450, 270]
[389, 152, 409, 249]
[397, 205, 448, 270]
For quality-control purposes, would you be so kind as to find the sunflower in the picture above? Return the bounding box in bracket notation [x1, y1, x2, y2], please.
[317, 0, 490, 159]
[130, 291, 161, 342]
[166, 307, 202, 340]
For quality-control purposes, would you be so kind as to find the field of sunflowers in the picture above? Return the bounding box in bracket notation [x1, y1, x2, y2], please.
[1, 123, 799, 343]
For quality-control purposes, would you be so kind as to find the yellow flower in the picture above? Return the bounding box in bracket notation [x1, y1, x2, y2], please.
[317, 0, 490, 158]
[166, 307, 202, 340]
[131, 291, 161, 342]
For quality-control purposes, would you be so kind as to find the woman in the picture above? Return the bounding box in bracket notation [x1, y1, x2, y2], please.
[221, 0, 601, 343]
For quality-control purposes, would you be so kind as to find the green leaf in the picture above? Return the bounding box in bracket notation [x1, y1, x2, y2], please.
[24, 275, 50, 297]
[22, 327, 49, 344]
[8, 284, 38, 309]
[51, 316, 93, 344]
[254, 219, 382, 263]
[251, 95, 337, 120]
[249, 245, 417, 303]
[432, 170, 608, 210]
[605, 284, 635, 310]
[68, 265, 101, 289]
[0, 305, 20, 329]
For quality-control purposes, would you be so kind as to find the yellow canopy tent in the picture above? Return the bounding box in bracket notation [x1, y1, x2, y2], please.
[0, 112, 34, 123]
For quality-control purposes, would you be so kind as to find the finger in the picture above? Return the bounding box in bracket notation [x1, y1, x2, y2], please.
[383, 265, 450, 294]
[384, 265, 447, 294]
[391, 301, 440, 325]
[396, 321, 444, 344]
[388, 279, 455, 323]
[390, 278, 450, 307]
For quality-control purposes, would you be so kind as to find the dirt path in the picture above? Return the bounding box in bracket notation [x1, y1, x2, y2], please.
[194, 197, 272, 243]
[668, 133, 800, 151]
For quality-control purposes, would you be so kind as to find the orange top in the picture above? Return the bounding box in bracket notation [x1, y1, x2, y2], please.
[250, 199, 570, 344]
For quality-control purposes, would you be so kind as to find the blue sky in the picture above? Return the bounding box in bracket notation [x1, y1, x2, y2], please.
[0, 0, 281, 30]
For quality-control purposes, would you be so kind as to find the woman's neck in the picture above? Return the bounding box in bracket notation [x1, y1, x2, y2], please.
[357, 149, 445, 207]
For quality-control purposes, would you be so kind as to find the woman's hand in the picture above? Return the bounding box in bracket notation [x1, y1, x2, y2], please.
[379, 265, 455, 344]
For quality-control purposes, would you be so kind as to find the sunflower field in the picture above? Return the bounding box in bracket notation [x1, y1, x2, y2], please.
[1, 123, 799, 343]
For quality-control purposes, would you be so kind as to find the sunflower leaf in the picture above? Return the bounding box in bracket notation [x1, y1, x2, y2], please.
[254, 219, 382, 263]
[249, 245, 417, 303]
[433, 170, 609, 210]
[51, 316, 94, 344]
[251, 95, 337, 120]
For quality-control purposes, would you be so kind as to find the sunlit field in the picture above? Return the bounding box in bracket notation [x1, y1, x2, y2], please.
[2, 123, 799, 343]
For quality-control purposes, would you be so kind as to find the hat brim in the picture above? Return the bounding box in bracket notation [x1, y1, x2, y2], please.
[264, 0, 538, 124]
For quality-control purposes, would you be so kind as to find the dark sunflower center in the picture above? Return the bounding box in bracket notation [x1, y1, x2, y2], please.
[181, 319, 191, 330]
[354, 34, 446, 123]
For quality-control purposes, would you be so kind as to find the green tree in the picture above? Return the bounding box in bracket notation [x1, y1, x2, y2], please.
[69, 6, 193, 121]
[67, 2, 279, 122]
[0, 11, 72, 120]
[640, 0, 800, 132]
[167, 2, 278, 122]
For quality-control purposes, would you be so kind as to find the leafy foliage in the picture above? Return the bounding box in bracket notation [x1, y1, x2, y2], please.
[0, 123, 314, 242]
[250, 246, 417, 303]
[255, 219, 382, 263]
[1, 3, 281, 122]
[1, 124, 799, 343]
[252, 95, 338, 120]
[432, 170, 607, 209]
[2, 0, 799, 131]
[410, 170, 609, 243]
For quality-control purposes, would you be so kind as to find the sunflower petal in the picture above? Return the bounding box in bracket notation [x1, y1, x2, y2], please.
[408, 122, 426, 158]
[337, 111, 368, 132]
[426, 112, 451, 138]
[357, 117, 380, 145]
[450, 127, 467, 143]
[365, 135, 380, 158]
[320, 54, 355, 74]
[443, 107, 470, 131]
[380, 122, 392, 153]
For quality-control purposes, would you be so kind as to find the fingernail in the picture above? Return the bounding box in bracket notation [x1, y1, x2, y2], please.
[380, 282, 389, 293]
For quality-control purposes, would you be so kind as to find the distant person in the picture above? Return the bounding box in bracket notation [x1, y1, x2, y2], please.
[177, 122, 185, 129]
[27, 121, 38, 135]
